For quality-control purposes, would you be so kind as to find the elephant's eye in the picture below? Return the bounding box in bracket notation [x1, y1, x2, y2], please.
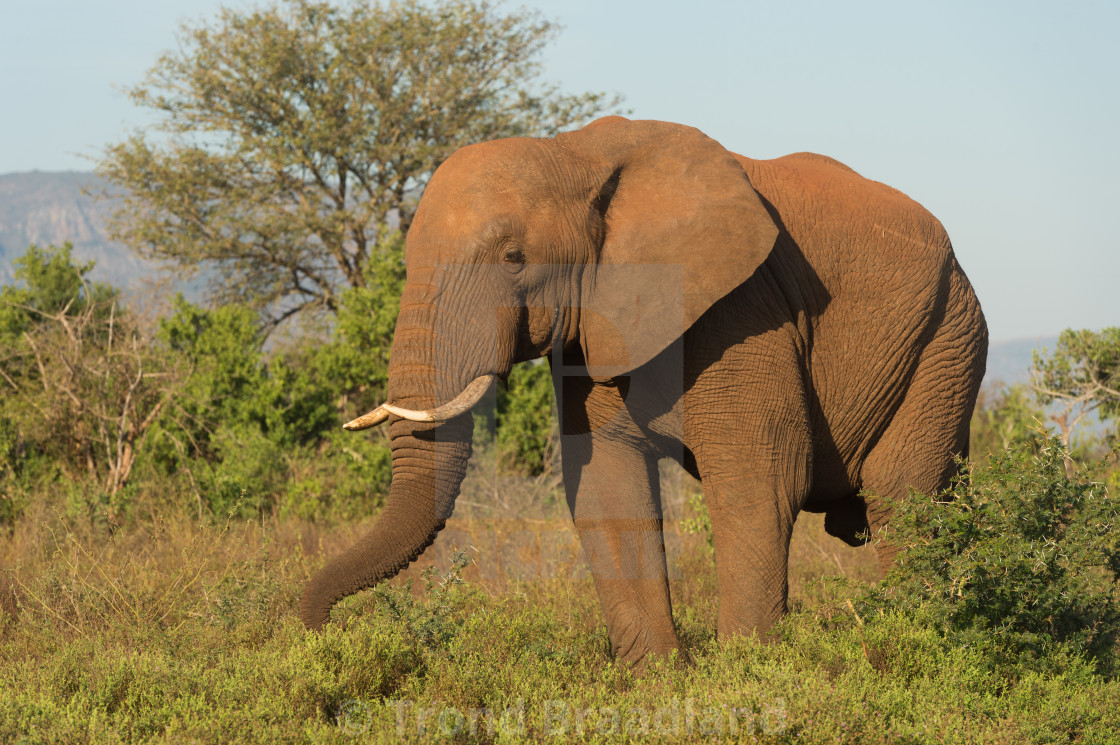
[501, 246, 525, 271]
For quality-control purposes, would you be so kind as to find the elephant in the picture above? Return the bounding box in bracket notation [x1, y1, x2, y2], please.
[300, 116, 988, 667]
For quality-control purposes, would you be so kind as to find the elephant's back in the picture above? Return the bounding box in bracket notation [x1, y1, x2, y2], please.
[771, 151, 859, 176]
[736, 150, 956, 336]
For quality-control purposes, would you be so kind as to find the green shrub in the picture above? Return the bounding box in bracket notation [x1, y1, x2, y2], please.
[861, 437, 1120, 674]
[369, 549, 473, 650]
[681, 491, 714, 558]
[195, 423, 284, 518]
[0, 243, 116, 345]
[157, 296, 334, 452]
[496, 361, 555, 475]
[0, 244, 177, 507]
[970, 383, 1046, 458]
[148, 296, 368, 519]
[0, 418, 29, 526]
[278, 428, 391, 522]
[310, 231, 405, 418]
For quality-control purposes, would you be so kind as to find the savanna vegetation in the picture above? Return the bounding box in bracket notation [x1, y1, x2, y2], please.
[4, 0, 1120, 742]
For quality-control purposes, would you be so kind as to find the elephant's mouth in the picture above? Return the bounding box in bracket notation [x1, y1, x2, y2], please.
[342, 374, 497, 430]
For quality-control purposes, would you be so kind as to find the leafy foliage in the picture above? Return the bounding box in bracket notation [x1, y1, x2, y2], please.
[681, 492, 715, 558]
[970, 382, 1046, 457]
[1032, 327, 1120, 449]
[862, 437, 1120, 674]
[309, 229, 405, 419]
[156, 295, 334, 449]
[0, 243, 116, 344]
[0, 245, 182, 504]
[371, 549, 473, 650]
[143, 294, 400, 520]
[0, 244, 401, 524]
[495, 361, 555, 475]
[0, 417, 34, 526]
[98, 0, 621, 328]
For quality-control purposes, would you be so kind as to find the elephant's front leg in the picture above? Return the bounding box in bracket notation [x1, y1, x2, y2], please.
[560, 383, 678, 668]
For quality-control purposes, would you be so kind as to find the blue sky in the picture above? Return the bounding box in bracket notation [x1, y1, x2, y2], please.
[2, 0, 1117, 342]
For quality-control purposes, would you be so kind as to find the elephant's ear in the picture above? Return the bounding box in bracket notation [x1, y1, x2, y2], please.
[557, 117, 779, 377]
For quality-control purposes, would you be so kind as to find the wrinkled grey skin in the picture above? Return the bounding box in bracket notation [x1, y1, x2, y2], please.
[301, 117, 988, 668]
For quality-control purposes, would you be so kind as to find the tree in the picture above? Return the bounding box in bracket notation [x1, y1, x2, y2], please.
[1031, 328, 1120, 448]
[0, 245, 184, 497]
[99, 0, 621, 329]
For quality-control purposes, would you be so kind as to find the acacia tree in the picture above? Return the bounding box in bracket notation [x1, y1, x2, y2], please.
[1031, 327, 1120, 472]
[99, 0, 620, 329]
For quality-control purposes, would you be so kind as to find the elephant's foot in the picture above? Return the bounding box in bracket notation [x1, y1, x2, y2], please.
[604, 601, 681, 671]
[626, 645, 690, 676]
[716, 617, 784, 650]
[716, 597, 786, 644]
[615, 637, 686, 674]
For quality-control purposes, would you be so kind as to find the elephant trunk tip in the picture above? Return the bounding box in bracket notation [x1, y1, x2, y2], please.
[299, 581, 334, 631]
[299, 517, 453, 632]
[301, 609, 328, 631]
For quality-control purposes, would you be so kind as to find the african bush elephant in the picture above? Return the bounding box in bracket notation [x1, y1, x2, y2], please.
[301, 116, 988, 667]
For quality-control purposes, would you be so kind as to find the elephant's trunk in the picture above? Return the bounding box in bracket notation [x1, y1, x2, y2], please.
[299, 415, 471, 629]
[300, 285, 480, 630]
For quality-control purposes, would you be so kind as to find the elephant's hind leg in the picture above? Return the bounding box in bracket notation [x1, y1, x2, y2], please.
[859, 266, 987, 573]
[702, 468, 810, 638]
[685, 332, 814, 639]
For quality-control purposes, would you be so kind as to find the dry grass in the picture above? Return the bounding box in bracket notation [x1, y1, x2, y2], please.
[1, 452, 880, 650]
[409, 455, 881, 611]
[2, 451, 1117, 743]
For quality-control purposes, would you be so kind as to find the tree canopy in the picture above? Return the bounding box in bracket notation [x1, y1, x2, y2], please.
[1031, 327, 1120, 447]
[99, 0, 621, 329]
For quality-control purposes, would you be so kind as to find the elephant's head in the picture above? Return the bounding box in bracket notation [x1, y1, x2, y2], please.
[300, 117, 779, 629]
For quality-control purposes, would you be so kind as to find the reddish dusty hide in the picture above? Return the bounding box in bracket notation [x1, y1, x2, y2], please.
[301, 117, 987, 669]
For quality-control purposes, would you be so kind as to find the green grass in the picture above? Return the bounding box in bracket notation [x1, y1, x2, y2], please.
[2, 455, 1119, 743]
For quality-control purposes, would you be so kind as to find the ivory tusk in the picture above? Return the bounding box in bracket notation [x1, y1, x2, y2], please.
[341, 374, 497, 430]
[382, 374, 497, 423]
[342, 406, 390, 431]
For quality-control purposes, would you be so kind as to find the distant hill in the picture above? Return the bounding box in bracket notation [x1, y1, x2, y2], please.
[983, 335, 1059, 390]
[0, 171, 152, 287]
